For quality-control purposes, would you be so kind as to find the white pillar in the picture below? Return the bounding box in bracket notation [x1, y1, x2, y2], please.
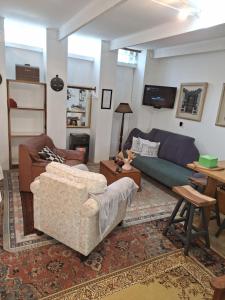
[91, 41, 117, 162]
[0, 17, 9, 169]
[44, 29, 67, 148]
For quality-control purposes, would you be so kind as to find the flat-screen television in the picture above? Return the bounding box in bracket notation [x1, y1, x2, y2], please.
[142, 85, 177, 108]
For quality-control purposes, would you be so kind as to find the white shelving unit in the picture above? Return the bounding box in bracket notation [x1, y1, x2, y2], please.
[7, 79, 46, 167]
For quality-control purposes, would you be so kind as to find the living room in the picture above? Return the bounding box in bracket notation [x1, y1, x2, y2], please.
[1, 0, 225, 299]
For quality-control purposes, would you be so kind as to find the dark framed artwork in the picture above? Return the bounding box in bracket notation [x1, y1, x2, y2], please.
[176, 82, 208, 122]
[216, 83, 225, 127]
[101, 89, 112, 109]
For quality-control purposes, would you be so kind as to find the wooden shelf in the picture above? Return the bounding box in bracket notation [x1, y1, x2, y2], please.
[10, 107, 45, 111]
[7, 79, 46, 86]
[11, 132, 44, 137]
[67, 110, 86, 113]
[7, 79, 47, 168]
[67, 126, 89, 128]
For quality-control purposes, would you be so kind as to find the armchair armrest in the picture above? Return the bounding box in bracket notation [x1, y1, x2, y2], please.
[54, 148, 85, 162]
[81, 198, 99, 218]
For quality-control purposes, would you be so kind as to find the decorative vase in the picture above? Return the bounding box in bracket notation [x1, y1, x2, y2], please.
[122, 159, 132, 171]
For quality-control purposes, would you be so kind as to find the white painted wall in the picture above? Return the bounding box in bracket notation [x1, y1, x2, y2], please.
[110, 65, 134, 156]
[66, 57, 94, 147]
[93, 41, 118, 162]
[5, 46, 45, 81]
[143, 50, 225, 160]
[0, 18, 9, 169]
[44, 28, 67, 149]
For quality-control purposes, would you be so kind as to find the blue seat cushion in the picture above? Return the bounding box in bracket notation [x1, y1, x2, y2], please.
[132, 155, 193, 188]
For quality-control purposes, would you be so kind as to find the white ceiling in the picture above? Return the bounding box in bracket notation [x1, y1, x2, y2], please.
[78, 0, 178, 40]
[1, 0, 225, 51]
[0, 0, 93, 27]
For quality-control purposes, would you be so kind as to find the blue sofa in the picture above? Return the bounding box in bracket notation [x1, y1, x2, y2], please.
[123, 128, 200, 188]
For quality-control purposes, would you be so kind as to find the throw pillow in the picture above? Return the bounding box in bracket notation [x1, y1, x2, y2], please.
[131, 137, 142, 153]
[38, 146, 65, 163]
[139, 138, 160, 157]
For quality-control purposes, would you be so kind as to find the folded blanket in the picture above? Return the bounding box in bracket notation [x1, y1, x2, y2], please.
[91, 177, 138, 238]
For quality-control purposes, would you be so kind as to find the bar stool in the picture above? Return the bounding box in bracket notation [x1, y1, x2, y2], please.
[163, 185, 216, 256]
[180, 175, 221, 227]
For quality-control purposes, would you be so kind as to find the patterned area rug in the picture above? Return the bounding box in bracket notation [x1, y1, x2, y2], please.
[1, 218, 225, 299]
[2, 166, 177, 252]
[2, 171, 55, 252]
[86, 163, 178, 226]
[41, 250, 213, 300]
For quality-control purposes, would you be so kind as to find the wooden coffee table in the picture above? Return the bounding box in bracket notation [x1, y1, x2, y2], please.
[100, 160, 141, 191]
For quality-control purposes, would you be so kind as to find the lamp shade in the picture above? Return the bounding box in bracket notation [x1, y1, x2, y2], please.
[115, 102, 133, 113]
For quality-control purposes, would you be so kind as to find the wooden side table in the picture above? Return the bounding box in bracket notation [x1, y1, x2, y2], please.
[100, 160, 141, 191]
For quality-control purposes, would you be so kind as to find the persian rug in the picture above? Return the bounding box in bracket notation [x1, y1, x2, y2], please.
[2, 170, 55, 252]
[2, 167, 177, 252]
[0, 218, 225, 299]
[88, 163, 178, 226]
[41, 250, 213, 300]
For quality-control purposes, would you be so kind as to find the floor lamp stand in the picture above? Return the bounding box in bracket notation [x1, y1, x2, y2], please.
[118, 113, 125, 152]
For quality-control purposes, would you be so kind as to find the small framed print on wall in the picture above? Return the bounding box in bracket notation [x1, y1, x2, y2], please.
[216, 83, 225, 127]
[101, 89, 112, 109]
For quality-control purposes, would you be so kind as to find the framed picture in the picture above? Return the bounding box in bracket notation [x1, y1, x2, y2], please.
[101, 89, 112, 109]
[216, 83, 225, 127]
[176, 82, 208, 122]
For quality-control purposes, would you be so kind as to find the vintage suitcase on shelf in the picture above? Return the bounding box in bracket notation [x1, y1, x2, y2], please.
[15, 64, 40, 82]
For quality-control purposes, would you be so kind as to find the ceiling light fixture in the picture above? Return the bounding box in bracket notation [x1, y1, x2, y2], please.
[151, 0, 197, 21]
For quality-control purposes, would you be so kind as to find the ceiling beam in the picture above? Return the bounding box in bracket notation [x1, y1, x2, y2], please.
[59, 0, 127, 40]
[153, 37, 225, 58]
[110, 17, 201, 50]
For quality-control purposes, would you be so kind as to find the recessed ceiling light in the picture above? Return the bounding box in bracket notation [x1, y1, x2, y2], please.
[178, 8, 191, 21]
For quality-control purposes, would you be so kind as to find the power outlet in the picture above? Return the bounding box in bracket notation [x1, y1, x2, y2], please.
[179, 122, 183, 127]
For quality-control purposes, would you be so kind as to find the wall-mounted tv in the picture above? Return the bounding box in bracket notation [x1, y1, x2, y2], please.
[142, 85, 177, 109]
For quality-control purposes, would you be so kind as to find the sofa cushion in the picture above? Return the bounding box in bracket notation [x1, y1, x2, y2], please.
[123, 128, 155, 150]
[158, 134, 197, 166]
[132, 155, 193, 187]
[139, 138, 160, 157]
[46, 162, 107, 194]
[131, 137, 142, 153]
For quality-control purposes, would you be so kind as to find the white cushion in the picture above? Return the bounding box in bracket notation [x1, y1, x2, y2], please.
[139, 138, 160, 157]
[131, 137, 142, 153]
[46, 162, 107, 194]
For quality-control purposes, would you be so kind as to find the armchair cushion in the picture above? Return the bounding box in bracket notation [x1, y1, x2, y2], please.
[54, 148, 84, 161]
[38, 146, 65, 163]
[46, 162, 107, 194]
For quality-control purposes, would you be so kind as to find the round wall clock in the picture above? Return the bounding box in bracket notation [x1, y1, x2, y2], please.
[50, 75, 64, 91]
[0, 74, 2, 85]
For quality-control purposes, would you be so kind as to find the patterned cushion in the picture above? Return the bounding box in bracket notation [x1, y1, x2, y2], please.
[46, 162, 107, 194]
[131, 137, 142, 153]
[139, 138, 160, 157]
[38, 146, 65, 163]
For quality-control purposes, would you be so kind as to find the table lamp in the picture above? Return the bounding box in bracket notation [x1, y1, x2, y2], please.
[115, 102, 133, 152]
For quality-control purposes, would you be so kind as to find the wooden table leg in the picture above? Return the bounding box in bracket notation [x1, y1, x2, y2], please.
[20, 191, 35, 235]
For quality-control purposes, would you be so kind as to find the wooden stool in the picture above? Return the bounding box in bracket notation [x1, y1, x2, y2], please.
[211, 275, 225, 300]
[163, 185, 216, 256]
[188, 176, 221, 227]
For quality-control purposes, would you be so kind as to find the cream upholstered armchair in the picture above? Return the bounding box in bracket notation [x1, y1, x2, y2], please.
[31, 162, 137, 256]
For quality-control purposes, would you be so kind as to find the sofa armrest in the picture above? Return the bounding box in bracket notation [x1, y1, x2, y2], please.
[55, 148, 85, 162]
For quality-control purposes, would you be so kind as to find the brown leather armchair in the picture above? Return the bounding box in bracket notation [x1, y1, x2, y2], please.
[19, 134, 85, 192]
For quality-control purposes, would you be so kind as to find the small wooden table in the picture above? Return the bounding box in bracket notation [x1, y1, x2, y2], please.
[187, 161, 225, 222]
[187, 161, 225, 197]
[100, 160, 141, 190]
